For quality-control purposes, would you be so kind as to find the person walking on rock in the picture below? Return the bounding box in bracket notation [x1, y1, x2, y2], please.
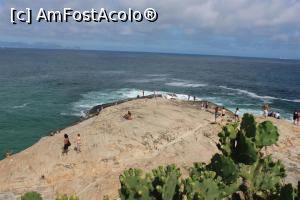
[62, 134, 71, 155]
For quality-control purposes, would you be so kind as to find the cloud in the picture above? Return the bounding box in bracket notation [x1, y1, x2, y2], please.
[0, 0, 299, 58]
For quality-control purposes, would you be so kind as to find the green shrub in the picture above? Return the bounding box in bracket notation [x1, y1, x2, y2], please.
[21, 192, 43, 200]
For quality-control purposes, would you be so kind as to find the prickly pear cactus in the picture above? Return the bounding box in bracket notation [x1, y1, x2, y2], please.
[255, 121, 279, 148]
[119, 168, 153, 200]
[189, 162, 207, 178]
[55, 194, 68, 200]
[151, 164, 181, 200]
[239, 155, 286, 199]
[218, 123, 239, 140]
[299, 181, 300, 199]
[240, 113, 279, 149]
[103, 195, 110, 200]
[240, 113, 257, 138]
[185, 162, 240, 200]
[21, 192, 43, 200]
[208, 154, 239, 184]
[183, 176, 221, 200]
[217, 123, 238, 156]
[55, 194, 78, 200]
[279, 183, 299, 200]
[254, 157, 285, 198]
[234, 132, 259, 165]
[69, 194, 79, 200]
[184, 165, 222, 200]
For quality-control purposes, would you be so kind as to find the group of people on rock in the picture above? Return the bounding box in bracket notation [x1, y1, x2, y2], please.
[262, 104, 281, 119]
[201, 101, 209, 110]
[214, 106, 228, 123]
[62, 109, 134, 154]
[62, 133, 81, 155]
[187, 95, 197, 101]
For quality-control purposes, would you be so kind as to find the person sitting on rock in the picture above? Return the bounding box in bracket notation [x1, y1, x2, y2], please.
[123, 111, 132, 120]
[5, 151, 12, 159]
[274, 112, 280, 119]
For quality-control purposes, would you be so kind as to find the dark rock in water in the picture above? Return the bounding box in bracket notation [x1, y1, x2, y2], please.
[88, 94, 162, 115]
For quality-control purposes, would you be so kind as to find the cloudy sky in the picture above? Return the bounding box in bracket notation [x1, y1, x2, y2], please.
[0, 0, 300, 59]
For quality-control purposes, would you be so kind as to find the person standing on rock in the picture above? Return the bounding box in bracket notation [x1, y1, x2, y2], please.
[234, 107, 240, 122]
[214, 107, 219, 123]
[293, 111, 298, 125]
[205, 102, 209, 110]
[63, 134, 71, 155]
[221, 107, 226, 122]
[76, 134, 81, 153]
[262, 104, 269, 119]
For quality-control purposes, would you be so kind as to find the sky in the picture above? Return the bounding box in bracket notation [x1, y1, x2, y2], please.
[0, 0, 300, 59]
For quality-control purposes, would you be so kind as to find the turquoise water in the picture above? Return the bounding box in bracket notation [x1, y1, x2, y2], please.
[0, 48, 300, 158]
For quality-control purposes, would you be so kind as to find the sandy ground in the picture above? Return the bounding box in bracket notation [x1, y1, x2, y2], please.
[0, 98, 299, 200]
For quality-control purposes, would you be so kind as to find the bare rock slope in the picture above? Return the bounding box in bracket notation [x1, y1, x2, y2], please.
[0, 98, 299, 200]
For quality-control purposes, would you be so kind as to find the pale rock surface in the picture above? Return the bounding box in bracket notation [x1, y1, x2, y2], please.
[0, 98, 299, 200]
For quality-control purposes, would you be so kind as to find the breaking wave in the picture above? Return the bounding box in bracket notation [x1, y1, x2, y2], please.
[165, 79, 207, 88]
[127, 77, 167, 83]
[219, 86, 300, 103]
[66, 88, 201, 117]
[12, 103, 29, 109]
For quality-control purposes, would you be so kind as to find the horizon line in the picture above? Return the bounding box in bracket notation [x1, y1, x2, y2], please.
[1, 46, 300, 61]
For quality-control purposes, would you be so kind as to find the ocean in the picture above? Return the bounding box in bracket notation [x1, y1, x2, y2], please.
[0, 48, 299, 158]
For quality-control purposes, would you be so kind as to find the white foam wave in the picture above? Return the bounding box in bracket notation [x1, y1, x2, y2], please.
[100, 70, 126, 75]
[163, 92, 202, 101]
[145, 74, 170, 77]
[68, 88, 203, 117]
[219, 86, 300, 103]
[60, 112, 84, 117]
[127, 77, 167, 83]
[12, 103, 29, 109]
[227, 107, 262, 116]
[165, 79, 207, 88]
[69, 88, 155, 117]
[66, 87, 295, 118]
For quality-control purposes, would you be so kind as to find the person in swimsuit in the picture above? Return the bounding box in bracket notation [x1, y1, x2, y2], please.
[76, 134, 81, 153]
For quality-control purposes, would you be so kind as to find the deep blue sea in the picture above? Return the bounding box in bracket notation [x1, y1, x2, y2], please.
[0, 48, 300, 158]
